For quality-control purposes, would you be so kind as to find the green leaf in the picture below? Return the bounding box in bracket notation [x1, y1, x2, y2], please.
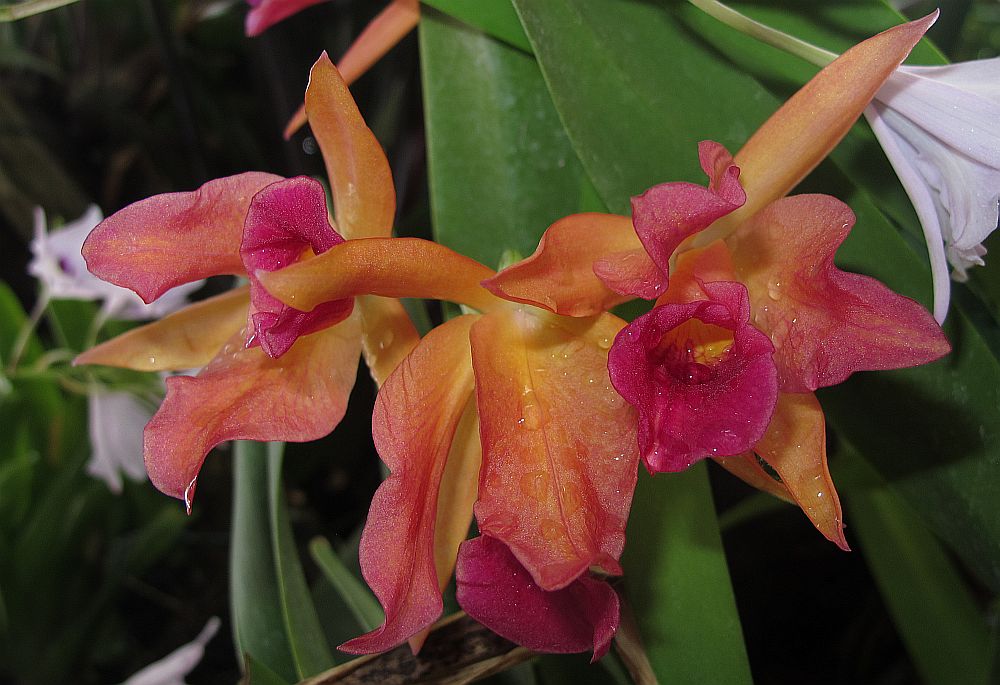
[512, 0, 780, 215]
[309, 536, 382, 633]
[231, 440, 297, 682]
[839, 450, 992, 685]
[421, 0, 531, 53]
[243, 654, 293, 685]
[266, 444, 336, 677]
[420, 7, 600, 267]
[624, 465, 752, 683]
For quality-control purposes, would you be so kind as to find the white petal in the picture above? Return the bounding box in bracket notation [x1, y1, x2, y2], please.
[120, 617, 221, 685]
[87, 389, 155, 492]
[878, 65, 1000, 168]
[865, 104, 952, 324]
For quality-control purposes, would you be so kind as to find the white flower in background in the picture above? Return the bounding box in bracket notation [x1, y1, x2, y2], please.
[865, 57, 1000, 323]
[29, 205, 203, 320]
[120, 617, 220, 685]
[28, 205, 206, 492]
[86, 389, 155, 493]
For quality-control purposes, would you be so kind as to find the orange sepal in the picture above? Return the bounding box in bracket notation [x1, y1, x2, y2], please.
[75, 287, 249, 372]
[342, 314, 478, 654]
[357, 295, 420, 388]
[470, 309, 639, 591]
[482, 213, 642, 317]
[304, 52, 395, 240]
[284, 0, 420, 139]
[755, 392, 848, 550]
[702, 13, 937, 242]
[714, 452, 795, 504]
[261, 237, 500, 314]
[144, 315, 362, 507]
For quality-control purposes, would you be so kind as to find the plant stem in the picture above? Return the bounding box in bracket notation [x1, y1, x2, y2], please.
[686, 0, 837, 67]
[0, 0, 82, 22]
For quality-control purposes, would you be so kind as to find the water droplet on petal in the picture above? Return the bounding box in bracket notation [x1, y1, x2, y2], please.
[520, 470, 549, 501]
[184, 478, 198, 515]
[597, 336, 611, 350]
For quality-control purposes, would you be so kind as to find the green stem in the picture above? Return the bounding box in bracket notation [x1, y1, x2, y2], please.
[0, 0, 82, 22]
[686, 0, 837, 67]
[6, 290, 50, 374]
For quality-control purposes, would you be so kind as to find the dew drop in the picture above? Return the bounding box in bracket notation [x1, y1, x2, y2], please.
[521, 402, 546, 430]
[540, 519, 562, 540]
[147, 355, 157, 366]
[520, 470, 549, 501]
[767, 280, 782, 301]
[183, 478, 198, 515]
[597, 336, 612, 350]
[378, 329, 395, 351]
[560, 483, 583, 515]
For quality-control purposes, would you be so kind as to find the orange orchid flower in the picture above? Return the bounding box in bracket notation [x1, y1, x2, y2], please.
[75, 53, 418, 511]
[260, 207, 640, 659]
[480, 14, 950, 550]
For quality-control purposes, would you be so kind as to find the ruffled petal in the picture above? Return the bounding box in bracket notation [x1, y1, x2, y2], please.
[75, 287, 249, 372]
[470, 309, 638, 591]
[455, 535, 619, 659]
[244, 0, 327, 36]
[83, 172, 281, 302]
[608, 281, 777, 472]
[261, 237, 500, 314]
[611, 141, 745, 297]
[482, 213, 642, 316]
[342, 315, 478, 654]
[305, 52, 395, 240]
[144, 315, 362, 508]
[724, 13, 936, 236]
[284, 0, 421, 139]
[754, 392, 848, 550]
[241, 176, 353, 358]
[728, 194, 951, 392]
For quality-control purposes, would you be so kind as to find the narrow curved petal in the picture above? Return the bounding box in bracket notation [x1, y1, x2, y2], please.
[608, 281, 777, 473]
[470, 309, 639, 591]
[341, 315, 478, 654]
[728, 194, 951, 392]
[241, 176, 353, 358]
[864, 103, 951, 323]
[305, 52, 395, 240]
[244, 0, 327, 36]
[482, 213, 641, 316]
[754, 392, 848, 550]
[75, 287, 250, 372]
[83, 172, 282, 302]
[717, 13, 937, 239]
[144, 315, 362, 508]
[357, 295, 421, 387]
[455, 535, 619, 659]
[261, 237, 500, 313]
[610, 141, 745, 297]
[284, 0, 421, 139]
[714, 452, 794, 504]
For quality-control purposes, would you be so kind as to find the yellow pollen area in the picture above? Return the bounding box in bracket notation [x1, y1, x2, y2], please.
[656, 320, 734, 366]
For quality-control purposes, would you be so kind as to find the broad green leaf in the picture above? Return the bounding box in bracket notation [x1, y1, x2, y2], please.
[0, 0, 82, 22]
[309, 536, 382, 633]
[624, 465, 752, 683]
[266, 444, 336, 677]
[231, 440, 297, 682]
[512, 0, 780, 215]
[243, 654, 293, 685]
[421, 0, 531, 53]
[515, 0, 1000, 592]
[420, 8, 599, 267]
[839, 450, 991, 685]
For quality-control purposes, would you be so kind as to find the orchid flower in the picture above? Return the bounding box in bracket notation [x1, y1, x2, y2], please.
[260, 202, 640, 658]
[866, 59, 1000, 322]
[483, 15, 950, 550]
[244, 0, 420, 139]
[75, 53, 418, 512]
